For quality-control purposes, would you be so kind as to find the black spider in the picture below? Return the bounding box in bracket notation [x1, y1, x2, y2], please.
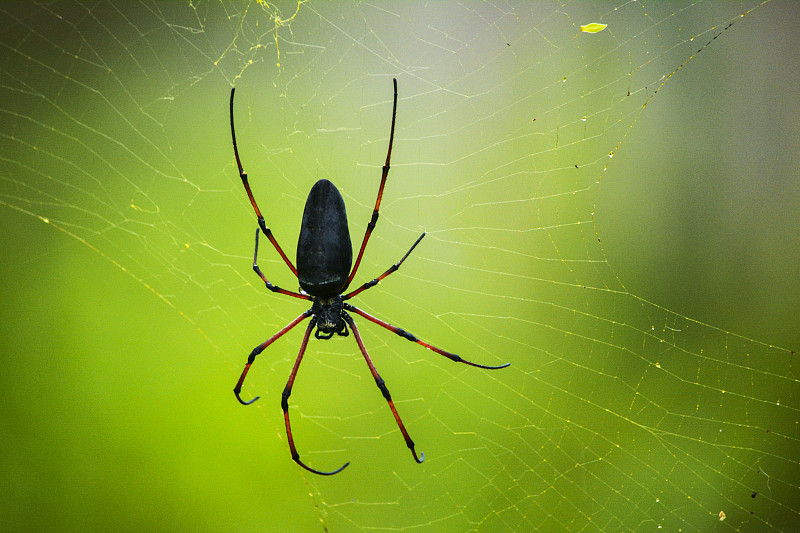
[229, 78, 509, 475]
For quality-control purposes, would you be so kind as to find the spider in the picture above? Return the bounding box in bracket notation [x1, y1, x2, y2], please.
[229, 78, 510, 476]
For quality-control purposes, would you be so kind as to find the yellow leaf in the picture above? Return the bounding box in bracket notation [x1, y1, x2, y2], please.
[580, 23, 608, 33]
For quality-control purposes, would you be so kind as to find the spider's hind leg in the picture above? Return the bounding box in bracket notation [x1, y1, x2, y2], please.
[282, 317, 350, 476]
[344, 313, 424, 464]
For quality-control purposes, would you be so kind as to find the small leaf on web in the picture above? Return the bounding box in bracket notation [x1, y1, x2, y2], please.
[580, 22, 608, 33]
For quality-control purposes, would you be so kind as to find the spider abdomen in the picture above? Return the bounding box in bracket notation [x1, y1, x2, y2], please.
[297, 179, 353, 296]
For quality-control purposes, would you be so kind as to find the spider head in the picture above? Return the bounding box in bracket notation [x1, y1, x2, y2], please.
[312, 295, 347, 339]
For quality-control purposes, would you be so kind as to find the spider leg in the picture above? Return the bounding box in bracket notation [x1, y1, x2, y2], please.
[344, 304, 510, 370]
[230, 87, 298, 277]
[343, 313, 424, 464]
[234, 311, 312, 405]
[344, 78, 398, 290]
[344, 233, 424, 300]
[282, 318, 350, 476]
[251, 228, 309, 300]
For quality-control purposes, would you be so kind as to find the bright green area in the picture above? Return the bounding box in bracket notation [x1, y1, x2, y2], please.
[1, 2, 798, 532]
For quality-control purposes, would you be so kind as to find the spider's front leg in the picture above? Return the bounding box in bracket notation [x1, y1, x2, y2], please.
[230, 87, 297, 277]
[344, 78, 398, 290]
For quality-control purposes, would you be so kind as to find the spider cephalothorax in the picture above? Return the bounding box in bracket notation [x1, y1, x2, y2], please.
[311, 296, 347, 339]
[229, 78, 509, 476]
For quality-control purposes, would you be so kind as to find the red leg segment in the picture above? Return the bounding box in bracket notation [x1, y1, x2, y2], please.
[344, 314, 423, 464]
[230, 87, 298, 277]
[345, 78, 398, 290]
[234, 311, 311, 405]
[282, 318, 350, 476]
[344, 232, 425, 300]
[344, 304, 510, 370]
[251, 228, 309, 300]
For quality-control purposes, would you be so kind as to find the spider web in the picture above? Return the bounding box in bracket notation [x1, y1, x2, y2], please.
[1, 1, 798, 531]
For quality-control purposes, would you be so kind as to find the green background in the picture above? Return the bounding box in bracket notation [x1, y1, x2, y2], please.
[1, 2, 798, 531]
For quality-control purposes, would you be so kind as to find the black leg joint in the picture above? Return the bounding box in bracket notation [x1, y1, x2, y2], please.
[247, 347, 261, 365]
[395, 328, 418, 342]
[258, 219, 271, 238]
[281, 390, 290, 412]
[375, 378, 392, 401]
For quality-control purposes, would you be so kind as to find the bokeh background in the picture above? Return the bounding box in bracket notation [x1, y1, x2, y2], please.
[1, 1, 798, 531]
